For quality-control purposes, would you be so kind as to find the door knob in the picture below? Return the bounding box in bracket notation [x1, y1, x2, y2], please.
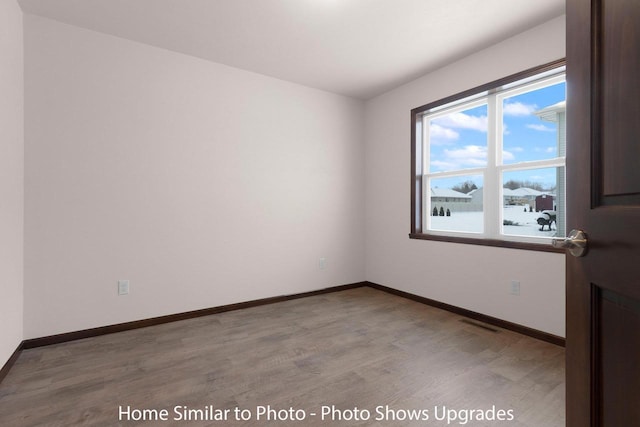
[552, 229, 588, 257]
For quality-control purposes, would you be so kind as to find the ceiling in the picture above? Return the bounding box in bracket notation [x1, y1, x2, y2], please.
[18, 0, 565, 100]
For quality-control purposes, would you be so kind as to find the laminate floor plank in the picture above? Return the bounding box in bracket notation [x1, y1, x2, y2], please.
[0, 287, 565, 426]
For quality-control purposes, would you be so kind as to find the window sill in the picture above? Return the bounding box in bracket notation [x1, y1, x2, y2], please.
[409, 233, 565, 253]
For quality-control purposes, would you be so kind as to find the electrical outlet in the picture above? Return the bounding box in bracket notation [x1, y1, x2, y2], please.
[319, 257, 327, 270]
[118, 280, 130, 296]
[510, 280, 520, 296]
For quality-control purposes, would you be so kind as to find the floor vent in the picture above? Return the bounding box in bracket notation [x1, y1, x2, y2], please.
[460, 318, 499, 333]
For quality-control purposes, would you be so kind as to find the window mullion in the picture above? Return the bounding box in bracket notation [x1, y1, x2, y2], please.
[484, 93, 499, 238]
[427, 167, 488, 179]
[422, 117, 430, 231]
[499, 157, 566, 172]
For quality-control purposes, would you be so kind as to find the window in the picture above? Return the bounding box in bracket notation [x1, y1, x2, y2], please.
[410, 61, 566, 251]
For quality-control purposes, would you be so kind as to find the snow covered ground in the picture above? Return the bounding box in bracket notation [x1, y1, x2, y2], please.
[430, 206, 558, 237]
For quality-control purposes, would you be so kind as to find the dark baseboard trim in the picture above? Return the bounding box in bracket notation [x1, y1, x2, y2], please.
[2, 279, 563, 387]
[22, 282, 367, 349]
[0, 341, 24, 384]
[365, 281, 565, 347]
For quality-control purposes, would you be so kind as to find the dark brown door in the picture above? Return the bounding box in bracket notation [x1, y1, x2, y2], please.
[566, 0, 640, 425]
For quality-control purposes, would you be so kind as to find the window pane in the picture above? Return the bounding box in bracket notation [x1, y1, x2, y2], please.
[429, 175, 483, 233]
[502, 167, 565, 238]
[502, 82, 566, 164]
[429, 104, 488, 172]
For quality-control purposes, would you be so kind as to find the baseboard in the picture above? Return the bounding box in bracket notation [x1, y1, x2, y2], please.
[3, 279, 563, 387]
[22, 282, 368, 349]
[19, 281, 565, 349]
[365, 281, 565, 347]
[0, 341, 24, 385]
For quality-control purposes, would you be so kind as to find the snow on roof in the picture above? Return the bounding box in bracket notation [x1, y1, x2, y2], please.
[462, 187, 553, 198]
[510, 187, 544, 197]
[503, 187, 553, 197]
[430, 188, 472, 199]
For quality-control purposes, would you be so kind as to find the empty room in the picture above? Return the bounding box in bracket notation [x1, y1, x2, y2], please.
[1, 0, 638, 426]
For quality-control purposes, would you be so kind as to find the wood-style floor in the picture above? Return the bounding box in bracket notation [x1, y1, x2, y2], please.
[0, 287, 565, 426]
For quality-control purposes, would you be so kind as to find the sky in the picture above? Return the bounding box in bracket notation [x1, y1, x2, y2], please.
[429, 81, 566, 191]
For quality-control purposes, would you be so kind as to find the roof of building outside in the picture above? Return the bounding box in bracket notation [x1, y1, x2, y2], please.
[509, 187, 545, 197]
[430, 188, 472, 199]
[534, 100, 566, 122]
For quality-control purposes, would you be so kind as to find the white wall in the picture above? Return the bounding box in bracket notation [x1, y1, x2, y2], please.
[23, 15, 365, 339]
[0, 0, 24, 366]
[21, 13, 567, 341]
[364, 16, 566, 337]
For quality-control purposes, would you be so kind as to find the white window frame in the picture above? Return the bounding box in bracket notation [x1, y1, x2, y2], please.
[417, 66, 566, 246]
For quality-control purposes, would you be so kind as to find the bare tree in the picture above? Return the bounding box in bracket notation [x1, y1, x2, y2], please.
[503, 179, 553, 192]
[452, 180, 478, 194]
